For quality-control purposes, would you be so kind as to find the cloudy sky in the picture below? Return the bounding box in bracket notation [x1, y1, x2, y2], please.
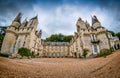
[0, 0, 120, 39]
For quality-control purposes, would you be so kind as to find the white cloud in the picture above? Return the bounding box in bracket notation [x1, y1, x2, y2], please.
[0, 4, 117, 39]
[30, 4, 113, 39]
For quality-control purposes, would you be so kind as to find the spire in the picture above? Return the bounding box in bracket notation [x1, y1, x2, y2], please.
[85, 20, 91, 29]
[92, 15, 99, 25]
[85, 20, 90, 26]
[39, 30, 42, 33]
[22, 18, 27, 23]
[39, 30, 42, 37]
[31, 15, 38, 20]
[21, 18, 28, 28]
[35, 30, 42, 38]
[85, 20, 88, 24]
[76, 17, 87, 29]
[78, 17, 82, 21]
[14, 12, 22, 23]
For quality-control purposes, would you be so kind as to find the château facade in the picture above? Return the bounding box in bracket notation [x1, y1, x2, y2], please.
[69, 16, 120, 58]
[43, 42, 69, 58]
[1, 12, 42, 56]
[1, 13, 120, 58]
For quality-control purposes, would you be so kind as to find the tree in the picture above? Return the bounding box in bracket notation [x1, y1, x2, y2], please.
[106, 30, 120, 40]
[83, 49, 89, 58]
[18, 48, 31, 58]
[44, 33, 73, 42]
[63, 35, 73, 42]
[97, 49, 112, 57]
[0, 26, 7, 50]
[0, 26, 7, 35]
[0, 34, 4, 50]
[107, 30, 115, 36]
[116, 32, 120, 40]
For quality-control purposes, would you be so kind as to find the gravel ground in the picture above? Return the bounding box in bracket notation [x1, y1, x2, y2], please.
[0, 50, 120, 78]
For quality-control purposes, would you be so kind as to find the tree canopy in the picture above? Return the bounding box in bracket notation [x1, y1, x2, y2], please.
[0, 26, 7, 50]
[107, 30, 115, 36]
[116, 32, 120, 40]
[107, 30, 120, 40]
[44, 33, 73, 42]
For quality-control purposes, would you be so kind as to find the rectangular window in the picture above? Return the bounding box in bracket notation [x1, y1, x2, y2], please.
[23, 41, 25, 47]
[92, 45, 100, 54]
[94, 45, 98, 53]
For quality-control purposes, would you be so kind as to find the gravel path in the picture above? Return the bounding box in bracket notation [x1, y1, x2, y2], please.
[0, 50, 120, 78]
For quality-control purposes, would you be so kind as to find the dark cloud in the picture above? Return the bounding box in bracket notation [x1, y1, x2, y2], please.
[101, 0, 120, 32]
[0, 0, 120, 38]
[0, 18, 6, 22]
[0, 0, 37, 25]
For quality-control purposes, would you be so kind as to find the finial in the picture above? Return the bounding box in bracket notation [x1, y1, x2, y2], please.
[78, 17, 82, 21]
[39, 30, 42, 33]
[85, 20, 88, 23]
[31, 15, 38, 20]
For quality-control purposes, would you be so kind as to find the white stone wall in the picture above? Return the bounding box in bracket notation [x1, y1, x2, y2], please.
[1, 14, 42, 57]
[1, 32, 17, 54]
[43, 44, 69, 58]
[97, 33, 110, 50]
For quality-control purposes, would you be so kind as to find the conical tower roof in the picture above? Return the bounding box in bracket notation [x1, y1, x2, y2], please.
[14, 12, 22, 23]
[31, 15, 38, 20]
[92, 15, 99, 25]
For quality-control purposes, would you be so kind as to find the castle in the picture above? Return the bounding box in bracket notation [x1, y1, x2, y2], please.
[1, 13, 120, 58]
[69, 16, 120, 58]
[1, 12, 42, 56]
[43, 42, 70, 58]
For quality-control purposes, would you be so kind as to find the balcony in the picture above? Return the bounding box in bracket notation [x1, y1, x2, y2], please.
[91, 39, 100, 43]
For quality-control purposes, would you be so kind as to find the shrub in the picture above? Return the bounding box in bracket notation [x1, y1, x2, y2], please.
[18, 48, 31, 58]
[117, 44, 120, 49]
[110, 47, 114, 52]
[0, 53, 9, 57]
[114, 45, 117, 50]
[97, 49, 112, 57]
[83, 48, 89, 58]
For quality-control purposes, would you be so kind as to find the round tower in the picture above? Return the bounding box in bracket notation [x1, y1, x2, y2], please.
[76, 17, 87, 33]
[1, 12, 22, 55]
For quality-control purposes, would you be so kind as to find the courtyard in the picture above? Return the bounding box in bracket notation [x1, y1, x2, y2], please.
[0, 50, 120, 78]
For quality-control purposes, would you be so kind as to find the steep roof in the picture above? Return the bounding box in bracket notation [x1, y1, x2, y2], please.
[92, 15, 99, 25]
[31, 16, 38, 20]
[14, 12, 22, 23]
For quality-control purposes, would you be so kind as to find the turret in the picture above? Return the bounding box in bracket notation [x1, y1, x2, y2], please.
[38, 30, 42, 38]
[10, 12, 22, 28]
[76, 17, 87, 32]
[35, 30, 42, 38]
[85, 20, 91, 30]
[27, 15, 38, 30]
[0, 12, 22, 54]
[20, 18, 28, 28]
[14, 12, 22, 23]
[92, 15, 101, 29]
